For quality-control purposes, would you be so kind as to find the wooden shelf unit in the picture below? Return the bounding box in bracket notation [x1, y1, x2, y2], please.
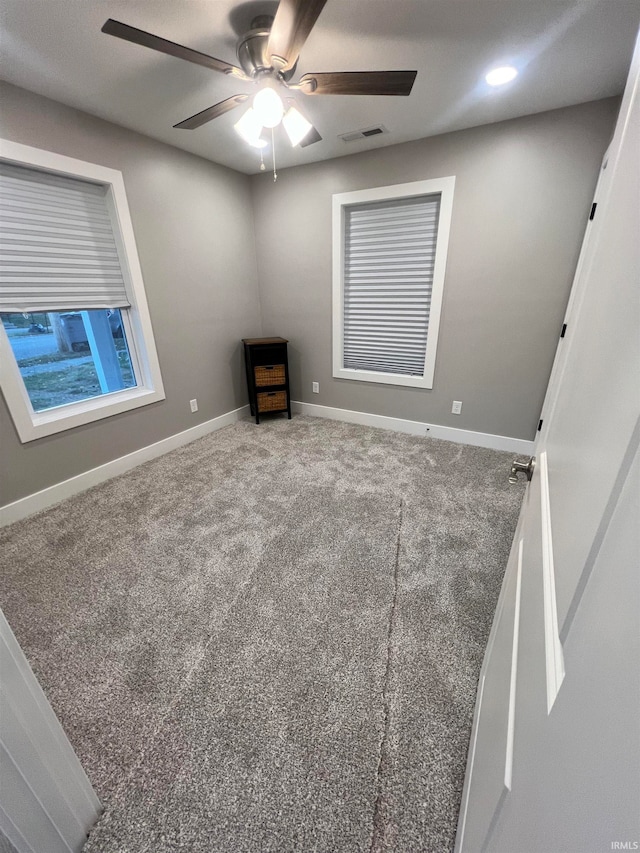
[242, 337, 292, 425]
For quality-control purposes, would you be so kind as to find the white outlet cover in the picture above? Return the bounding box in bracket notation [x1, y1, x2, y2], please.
[312, 382, 319, 393]
[452, 400, 462, 414]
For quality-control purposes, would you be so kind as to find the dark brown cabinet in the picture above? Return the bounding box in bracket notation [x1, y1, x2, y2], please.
[242, 337, 292, 424]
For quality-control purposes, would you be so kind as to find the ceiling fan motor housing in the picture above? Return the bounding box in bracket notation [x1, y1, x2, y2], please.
[236, 16, 297, 82]
[237, 16, 273, 78]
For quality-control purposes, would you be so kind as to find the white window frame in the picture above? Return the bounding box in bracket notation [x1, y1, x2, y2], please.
[0, 139, 165, 443]
[332, 176, 455, 389]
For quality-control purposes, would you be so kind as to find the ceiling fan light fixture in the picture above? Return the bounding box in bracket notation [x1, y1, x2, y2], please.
[102, 3, 417, 163]
[485, 66, 518, 86]
[282, 106, 313, 146]
[253, 87, 285, 129]
[233, 108, 267, 148]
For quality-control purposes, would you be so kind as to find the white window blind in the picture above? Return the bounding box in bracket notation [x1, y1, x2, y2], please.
[343, 193, 440, 376]
[0, 162, 130, 312]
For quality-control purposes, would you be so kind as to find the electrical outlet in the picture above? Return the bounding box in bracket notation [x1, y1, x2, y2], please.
[312, 382, 319, 394]
[189, 399, 198, 413]
[452, 400, 462, 415]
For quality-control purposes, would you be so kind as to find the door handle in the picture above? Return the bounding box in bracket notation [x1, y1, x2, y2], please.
[509, 456, 536, 484]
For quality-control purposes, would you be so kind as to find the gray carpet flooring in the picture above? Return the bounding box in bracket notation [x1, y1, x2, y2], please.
[0, 415, 524, 852]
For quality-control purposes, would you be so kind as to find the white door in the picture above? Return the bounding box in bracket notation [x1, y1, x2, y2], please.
[455, 30, 640, 853]
[0, 610, 101, 852]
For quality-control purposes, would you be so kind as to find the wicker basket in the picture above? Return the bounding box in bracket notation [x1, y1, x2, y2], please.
[257, 390, 287, 413]
[254, 364, 285, 386]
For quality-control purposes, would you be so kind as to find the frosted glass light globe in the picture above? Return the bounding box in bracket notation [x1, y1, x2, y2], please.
[234, 108, 266, 148]
[253, 88, 284, 128]
[282, 106, 313, 146]
[485, 66, 518, 86]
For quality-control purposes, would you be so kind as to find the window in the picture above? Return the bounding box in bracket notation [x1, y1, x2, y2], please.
[332, 177, 455, 389]
[0, 140, 164, 442]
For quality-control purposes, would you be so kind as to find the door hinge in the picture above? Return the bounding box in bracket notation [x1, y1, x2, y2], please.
[560, 323, 567, 338]
[537, 419, 544, 432]
[589, 202, 597, 220]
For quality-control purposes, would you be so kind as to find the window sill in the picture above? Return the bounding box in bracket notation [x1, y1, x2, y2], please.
[8, 385, 165, 443]
[333, 366, 434, 389]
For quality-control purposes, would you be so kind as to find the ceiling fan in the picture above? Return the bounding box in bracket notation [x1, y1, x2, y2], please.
[102, 0, 417, 149]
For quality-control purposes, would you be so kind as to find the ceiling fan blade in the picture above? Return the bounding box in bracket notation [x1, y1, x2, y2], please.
[174, 95, 249, 130]
[299, 125, 322, 147]
[267, 0, 328, 74]
[102, 19, 249, 80]
[297, 70, 417, 96]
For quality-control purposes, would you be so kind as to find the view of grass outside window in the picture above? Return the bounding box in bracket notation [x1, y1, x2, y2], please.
[1, 310, 136, 412]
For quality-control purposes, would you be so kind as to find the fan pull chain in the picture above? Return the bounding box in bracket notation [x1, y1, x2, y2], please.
[271, 128, 278, 182]
[259, 147, 265, 171]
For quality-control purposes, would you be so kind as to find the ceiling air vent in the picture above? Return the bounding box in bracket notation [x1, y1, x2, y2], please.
[339, 125, 389, 143]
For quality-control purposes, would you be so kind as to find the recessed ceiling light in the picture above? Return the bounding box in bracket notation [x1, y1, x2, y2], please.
[485, 66, 518, 87]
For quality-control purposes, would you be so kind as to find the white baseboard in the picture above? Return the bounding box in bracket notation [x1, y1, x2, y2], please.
[1, 401, 533, 528]
[0, 405, 250, 528]
[291, 401, 535, 455]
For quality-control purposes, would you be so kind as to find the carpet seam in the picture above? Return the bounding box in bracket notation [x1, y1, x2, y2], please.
[369, 496, 403, 853]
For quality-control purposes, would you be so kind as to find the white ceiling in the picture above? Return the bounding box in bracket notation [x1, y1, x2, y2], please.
[1, 0, 639, 175]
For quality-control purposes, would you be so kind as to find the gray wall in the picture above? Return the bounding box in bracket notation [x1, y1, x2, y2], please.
[251, 98, 619, 440]
[0, 88, 618, 507]
[0, 82, 262, 506]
